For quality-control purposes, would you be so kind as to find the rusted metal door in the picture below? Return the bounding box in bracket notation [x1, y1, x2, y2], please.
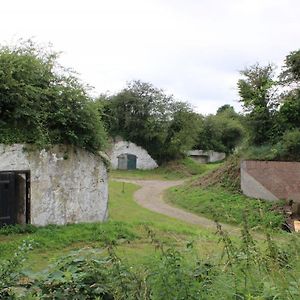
[0, 172, 16, 226]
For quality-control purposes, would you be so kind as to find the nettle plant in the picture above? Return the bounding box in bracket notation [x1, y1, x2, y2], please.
[1, 224, 300, 299]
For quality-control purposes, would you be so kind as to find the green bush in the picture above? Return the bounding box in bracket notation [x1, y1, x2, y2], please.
[0, 40, 107, 152]
[279, 129, 300, 161]
[0, 224, 38, 235]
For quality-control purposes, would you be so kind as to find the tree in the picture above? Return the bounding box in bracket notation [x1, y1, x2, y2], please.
[163, 107, 202, 159]
[0, 40, 107, 152]
[277, 49, 300, 132]
[278, 90, 300, 130]
[280, 49, 300, 85]
[216, 104, 235, 116]
[194, 109, 244, 154]
[237, 63, 278, 145]
[101, 80, 199, 163]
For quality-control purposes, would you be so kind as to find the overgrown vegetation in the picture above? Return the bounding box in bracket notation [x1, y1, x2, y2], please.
[0, 180, 298, 299]
[99, 80, 201, 163]
[194, 105, 245, 154]
[238, 49, 300, 161]
[0, 222, 299, 299]
[167, 184, 285, 230]
[1, 39, 300, 162]
[0, 40, 107, 152]
[0, 221, 137, 261]
[99, 81, 245, 164]
[193, 155, 241, 192]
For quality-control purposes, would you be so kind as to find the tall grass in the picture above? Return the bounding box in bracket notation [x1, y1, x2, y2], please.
[1, 222, 299, 299]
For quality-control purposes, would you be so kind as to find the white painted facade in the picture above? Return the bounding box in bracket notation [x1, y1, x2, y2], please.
[110, 140, 158, 170]
[0, 144, 108, 226]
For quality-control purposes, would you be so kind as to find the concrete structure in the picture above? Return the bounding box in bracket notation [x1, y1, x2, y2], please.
[187, 150, 226, 163]
[241, 160, 300, 203]
[110, 140, 158, 170]
[0, 144, 108, 226]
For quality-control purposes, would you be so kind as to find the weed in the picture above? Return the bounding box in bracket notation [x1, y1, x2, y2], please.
[167, 185, 285, 230]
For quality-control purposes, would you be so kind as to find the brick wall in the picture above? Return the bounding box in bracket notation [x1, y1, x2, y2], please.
[241, 160, 300, 203]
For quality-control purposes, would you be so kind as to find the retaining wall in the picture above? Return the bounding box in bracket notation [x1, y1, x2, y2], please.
[241, 160, 300, 203]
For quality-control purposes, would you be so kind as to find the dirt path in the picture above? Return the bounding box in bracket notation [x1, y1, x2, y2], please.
[113, 178, 240, 235]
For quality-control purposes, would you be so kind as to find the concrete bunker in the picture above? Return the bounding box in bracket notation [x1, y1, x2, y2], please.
[187, 150, 226, 164]
[110, 140, 158, 170]
[0, 144, 108, 226]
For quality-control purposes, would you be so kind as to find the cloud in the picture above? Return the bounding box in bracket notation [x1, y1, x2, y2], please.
[0, 0, 299, 114]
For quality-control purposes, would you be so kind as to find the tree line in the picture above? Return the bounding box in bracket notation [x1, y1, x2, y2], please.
[0, 40, 299, 163]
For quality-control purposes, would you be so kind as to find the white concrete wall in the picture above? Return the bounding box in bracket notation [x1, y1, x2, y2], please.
[187, 150, 226, 163]
[0, 144, 108, 226]
[206, 150, 226, 163]
[110, 141, 158, 170]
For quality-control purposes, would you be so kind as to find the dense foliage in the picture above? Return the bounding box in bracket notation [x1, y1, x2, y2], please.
[0, 40, 107, 152]
[100, 80, 201, 163]
[194, 105, 244, 154]
[1, 40, 300, 161]
[238, 49, 300, 161]
[101, 82, 244, 163]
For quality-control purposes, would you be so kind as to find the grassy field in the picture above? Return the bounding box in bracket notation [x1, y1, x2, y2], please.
[110, 157, 221, 180]
[0, 177, 299, 299]
[0, 180, 220, 271]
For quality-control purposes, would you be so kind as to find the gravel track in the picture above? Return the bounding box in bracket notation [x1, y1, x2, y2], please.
[113, 178, 240, 234]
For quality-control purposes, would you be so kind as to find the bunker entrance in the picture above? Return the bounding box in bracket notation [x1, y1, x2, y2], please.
[117, 154, 137, 170]
[0, 171, 30, 226]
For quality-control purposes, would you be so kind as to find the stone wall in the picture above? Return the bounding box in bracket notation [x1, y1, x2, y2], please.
[241, 160, 300, 203]
[0, 144, 108, 226]
[110, 140, 158, 170]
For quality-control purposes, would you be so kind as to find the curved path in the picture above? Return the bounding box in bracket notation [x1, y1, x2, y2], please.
[113, 178, 240, 235]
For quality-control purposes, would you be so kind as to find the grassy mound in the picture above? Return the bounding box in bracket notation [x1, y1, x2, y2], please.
[192, 155, 241, 192]
[167, 185, 285, 230]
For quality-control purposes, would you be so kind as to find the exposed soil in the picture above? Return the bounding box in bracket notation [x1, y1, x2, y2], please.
[113, 178, 239, 234]
[193, 155, 241, 192]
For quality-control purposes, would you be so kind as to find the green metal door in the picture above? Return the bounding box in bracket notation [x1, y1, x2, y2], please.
[127, 154, 137, 170]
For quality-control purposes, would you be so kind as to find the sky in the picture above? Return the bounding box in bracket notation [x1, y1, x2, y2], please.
[0, 0, 299, 114]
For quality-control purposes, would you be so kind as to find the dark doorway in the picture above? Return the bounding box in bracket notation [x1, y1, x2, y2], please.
[117, 154, 137, 170]
[0, 171, 30, 226]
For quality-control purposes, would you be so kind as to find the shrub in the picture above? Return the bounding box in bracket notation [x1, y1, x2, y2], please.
[279, 129, 300, 161]
[0, 40, 107, 152]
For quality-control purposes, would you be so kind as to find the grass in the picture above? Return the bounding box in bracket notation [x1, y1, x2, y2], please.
[0, 180, 220, 271]
[1, 177, 300, 299]
[0, 221, 137, 271]
[110, 157, 222, 180]
[109, 181, 221, 255]
[167, 183, 285, 230]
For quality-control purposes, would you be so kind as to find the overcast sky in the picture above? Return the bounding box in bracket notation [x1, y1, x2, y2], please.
[0, 0, 299, 114]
